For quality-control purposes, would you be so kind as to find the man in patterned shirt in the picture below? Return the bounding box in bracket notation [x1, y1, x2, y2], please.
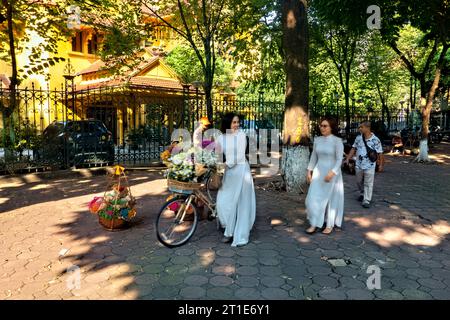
[345, 121, 384, 208]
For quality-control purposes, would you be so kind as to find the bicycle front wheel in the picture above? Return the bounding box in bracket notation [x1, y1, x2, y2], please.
[156, 196, 198, 248]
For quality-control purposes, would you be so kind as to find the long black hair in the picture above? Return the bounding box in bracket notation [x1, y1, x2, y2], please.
[220, 112, 238, 134]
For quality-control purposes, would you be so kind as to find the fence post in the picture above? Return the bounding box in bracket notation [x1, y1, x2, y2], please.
[182, 84, 191, 131]
[258, 90, 264, 123]
[63, 59, 76, 168]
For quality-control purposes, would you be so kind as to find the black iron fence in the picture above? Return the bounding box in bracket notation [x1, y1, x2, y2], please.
[1, 84, 444, 175]
[309, 104, 416, 142]
[0, 85, 284, 174]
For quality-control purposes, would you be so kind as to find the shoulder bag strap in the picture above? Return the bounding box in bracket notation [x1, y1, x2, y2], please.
[362, 134, 371, 154]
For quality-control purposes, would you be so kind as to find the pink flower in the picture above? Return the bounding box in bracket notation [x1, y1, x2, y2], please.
[171, 145, 182, 155]
[168, 202, 180, 211]
[202, 140, 213, 148]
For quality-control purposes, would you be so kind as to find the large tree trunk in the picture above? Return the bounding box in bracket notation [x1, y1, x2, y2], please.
[415, 43, 449, 162]
[280, 0, 310, 193]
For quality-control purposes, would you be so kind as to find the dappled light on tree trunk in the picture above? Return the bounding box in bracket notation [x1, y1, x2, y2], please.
[281, 0, 310, 193]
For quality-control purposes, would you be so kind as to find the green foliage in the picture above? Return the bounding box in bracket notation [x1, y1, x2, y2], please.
[165, 45, 234, 89]
[0, 121, 42, 152]
[165, 46, 211, 85]
[230, 1, 285, 97]
[308, 0, 449, 119]
[140, 0, 269, 117]
[0, 0, 71, 86]
[355, 31, 409, 111]
[125, 127, 145, 150]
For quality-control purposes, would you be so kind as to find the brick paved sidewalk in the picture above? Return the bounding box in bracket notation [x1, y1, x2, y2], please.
[0, 143, 449, 300]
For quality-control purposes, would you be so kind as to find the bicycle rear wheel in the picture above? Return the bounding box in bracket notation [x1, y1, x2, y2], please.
[156, 196, 198, 248]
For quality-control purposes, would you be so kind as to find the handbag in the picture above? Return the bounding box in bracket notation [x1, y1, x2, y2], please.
[362, 134, 378, 163]
[208, 171, 223, 190]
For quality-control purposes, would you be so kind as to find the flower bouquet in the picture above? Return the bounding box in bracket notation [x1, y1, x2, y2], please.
[161, 139, 220, 193]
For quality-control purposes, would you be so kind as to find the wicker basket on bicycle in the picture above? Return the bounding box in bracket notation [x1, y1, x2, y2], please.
[167, 178, 203, 194]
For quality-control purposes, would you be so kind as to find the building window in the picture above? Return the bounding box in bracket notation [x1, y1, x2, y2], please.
[87, 34, 98, 54]
[71, 31, 83, 52]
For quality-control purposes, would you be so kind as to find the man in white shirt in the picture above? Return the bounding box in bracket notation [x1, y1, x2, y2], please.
[345, 121, 384, 208]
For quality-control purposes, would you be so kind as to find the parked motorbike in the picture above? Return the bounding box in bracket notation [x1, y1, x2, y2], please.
[429, 125, 443, 144]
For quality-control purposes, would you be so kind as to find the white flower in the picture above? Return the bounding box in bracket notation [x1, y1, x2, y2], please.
[171, 153, 186, 165]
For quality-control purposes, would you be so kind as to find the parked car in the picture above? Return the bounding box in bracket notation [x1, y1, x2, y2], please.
[38, 120, 114, 167]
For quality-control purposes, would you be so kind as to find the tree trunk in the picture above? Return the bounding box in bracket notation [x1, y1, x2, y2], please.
[336, 65, 351, 136]
[344, 91, 350, 135]
[385, 104, 391, 133]
[415, 43, 449, 162]
[204, 80, 213, 123]
[281, 0, 310, 193]
[4, 0, 17, 156]
[280, 144, 310, 194]
[6, 0, 17, 92]
[344, 70, 350, 136]
[203, 36, 214, 123]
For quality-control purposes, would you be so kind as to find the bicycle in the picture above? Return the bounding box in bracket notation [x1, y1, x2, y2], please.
[155, 168, 222, 248]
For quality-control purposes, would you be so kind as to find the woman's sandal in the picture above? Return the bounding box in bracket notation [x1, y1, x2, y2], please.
[322, 227, 333, 235]
[305, 226, 317, 234]
[221, 236, 233, 243]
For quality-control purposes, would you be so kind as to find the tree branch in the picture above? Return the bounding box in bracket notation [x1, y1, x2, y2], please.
[141, 1, 187, 39]
[175, 0, 207, 71]
[375, 79, 384, 105]
[201, 0, 209, 33]
[195, 18, 205, 42]
[426, 42, 450, 106]
[211, 0, 226, 34]
[322, 29, 340, 70]
[347, 35, 357, 70]
[212, 35, 217, 76]
[389, 40, 421, 79]
[422, 38, 438, 76]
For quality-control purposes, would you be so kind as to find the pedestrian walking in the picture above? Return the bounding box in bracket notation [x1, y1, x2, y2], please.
[305, 117, 344, 235]
[345, 121, 384, 208]
[216, 112, 256, 247]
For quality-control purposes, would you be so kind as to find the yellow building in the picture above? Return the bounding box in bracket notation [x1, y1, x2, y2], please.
[0, 9, 181, 90]
[0, 11, 196, 144]
[0, 5, 241, 151]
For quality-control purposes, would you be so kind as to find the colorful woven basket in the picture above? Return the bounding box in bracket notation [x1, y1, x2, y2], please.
[98, 215, 127, 231]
